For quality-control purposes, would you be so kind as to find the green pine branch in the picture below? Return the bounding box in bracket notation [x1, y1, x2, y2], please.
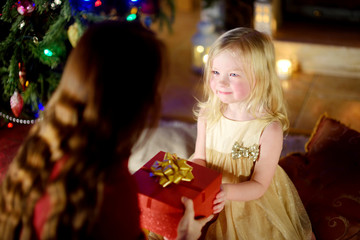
[0, 0, 176, 120]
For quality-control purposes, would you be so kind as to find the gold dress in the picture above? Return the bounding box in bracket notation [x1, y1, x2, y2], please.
[205, 117, 312, 240]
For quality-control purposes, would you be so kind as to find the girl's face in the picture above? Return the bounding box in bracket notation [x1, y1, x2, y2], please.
[209, 50, 251, 106]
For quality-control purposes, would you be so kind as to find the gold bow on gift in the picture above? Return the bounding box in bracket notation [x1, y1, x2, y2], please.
[150, 153, 194, 187]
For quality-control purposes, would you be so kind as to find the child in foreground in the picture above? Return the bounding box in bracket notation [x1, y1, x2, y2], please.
[191, 27, 314, 239]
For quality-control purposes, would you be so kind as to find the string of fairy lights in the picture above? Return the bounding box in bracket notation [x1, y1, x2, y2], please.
[1, 0, 156, 128]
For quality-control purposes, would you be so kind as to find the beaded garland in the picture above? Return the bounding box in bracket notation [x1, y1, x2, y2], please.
[0, 111, 41, 124]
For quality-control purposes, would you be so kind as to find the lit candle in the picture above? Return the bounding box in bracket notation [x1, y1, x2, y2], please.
[276, 59, 292, 79]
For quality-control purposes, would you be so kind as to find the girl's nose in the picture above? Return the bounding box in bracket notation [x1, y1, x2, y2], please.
[217, 75, 229, 86]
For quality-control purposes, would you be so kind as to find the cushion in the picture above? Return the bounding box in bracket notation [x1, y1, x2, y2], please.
[305, 113, 360, 164]
[279, 114, 360, 240]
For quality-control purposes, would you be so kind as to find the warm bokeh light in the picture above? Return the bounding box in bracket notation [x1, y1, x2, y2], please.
[203, 54, 209, 64]
[196, 45, 204, 53]
[276, 59, 292, 79]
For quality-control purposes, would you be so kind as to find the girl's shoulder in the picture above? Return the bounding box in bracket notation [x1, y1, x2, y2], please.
[260, 120, 283, 145]
[263, 120, 283, 134]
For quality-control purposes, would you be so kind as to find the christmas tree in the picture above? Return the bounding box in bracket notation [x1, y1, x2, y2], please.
[0, 0, 174, 127]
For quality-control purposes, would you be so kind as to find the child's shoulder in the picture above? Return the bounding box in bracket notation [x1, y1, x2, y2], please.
[260, 120, 283, 143]
[264, 120, 282, 133]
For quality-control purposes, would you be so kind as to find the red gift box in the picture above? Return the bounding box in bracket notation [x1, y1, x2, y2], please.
[133, 151, 222, 240]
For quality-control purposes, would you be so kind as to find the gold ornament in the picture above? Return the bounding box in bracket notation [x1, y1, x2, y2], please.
[67, 22, 80, 47]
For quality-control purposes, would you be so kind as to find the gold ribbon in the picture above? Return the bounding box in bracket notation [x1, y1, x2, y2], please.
[150, 153, 194, 187]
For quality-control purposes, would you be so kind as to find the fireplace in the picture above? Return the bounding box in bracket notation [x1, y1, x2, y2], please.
[281, 0, 360, 26]
[273, 0, 360, 47]
[213, 0, 359, 47]
[214, 0, 360, 77]
[245, 0, 360, 78]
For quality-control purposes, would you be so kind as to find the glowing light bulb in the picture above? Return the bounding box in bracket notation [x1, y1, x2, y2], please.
[38, 102, 45, 111]
[130, 7, 138, 14]
[95, 0, 102, 7]
[7, 122, 13, 128]
[44, 49, 53, 56]
[126, 14, 137, 21]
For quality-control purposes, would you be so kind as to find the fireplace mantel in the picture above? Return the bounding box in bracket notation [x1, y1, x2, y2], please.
[271, 0, 360, 48]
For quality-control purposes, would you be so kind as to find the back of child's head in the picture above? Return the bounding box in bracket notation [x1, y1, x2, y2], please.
[47, 20, 166, 157]
[199, 27, 288, 131]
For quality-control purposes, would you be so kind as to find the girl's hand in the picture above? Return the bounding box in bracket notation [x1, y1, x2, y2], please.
[213, 187, 226, 214]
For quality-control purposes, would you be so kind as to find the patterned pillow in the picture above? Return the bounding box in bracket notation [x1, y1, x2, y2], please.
[279, 114, 360, 240]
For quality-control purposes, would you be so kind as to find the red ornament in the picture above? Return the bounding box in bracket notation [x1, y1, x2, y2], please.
[10, 91, 24, 117]
[7, 122, 13, 128]
[17, 0, 35, 16]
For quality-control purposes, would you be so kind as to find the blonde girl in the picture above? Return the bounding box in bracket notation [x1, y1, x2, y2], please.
[192, 27, 314, 239]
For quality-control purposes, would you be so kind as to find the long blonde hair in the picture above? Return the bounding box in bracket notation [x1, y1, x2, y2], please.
[195, 27, 289, 131]
[0, 20, 166, 239]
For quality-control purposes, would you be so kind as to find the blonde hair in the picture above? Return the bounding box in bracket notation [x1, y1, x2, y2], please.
[195, 27, 289, 131]
[0, 21, 165, 239]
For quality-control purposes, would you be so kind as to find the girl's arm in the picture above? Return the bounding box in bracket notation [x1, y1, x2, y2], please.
[223, 121, 283, 201]
[190, 116, 207, 167]
[191, 117, 226, 214]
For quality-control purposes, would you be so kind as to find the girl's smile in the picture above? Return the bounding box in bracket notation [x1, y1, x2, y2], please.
[216, 90, 232, 95]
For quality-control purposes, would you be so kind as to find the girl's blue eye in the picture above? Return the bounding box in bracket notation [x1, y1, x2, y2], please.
[230, 73, 239, 77]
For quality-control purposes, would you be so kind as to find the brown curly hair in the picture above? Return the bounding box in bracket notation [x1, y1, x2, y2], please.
[0, 20, 166, 239]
